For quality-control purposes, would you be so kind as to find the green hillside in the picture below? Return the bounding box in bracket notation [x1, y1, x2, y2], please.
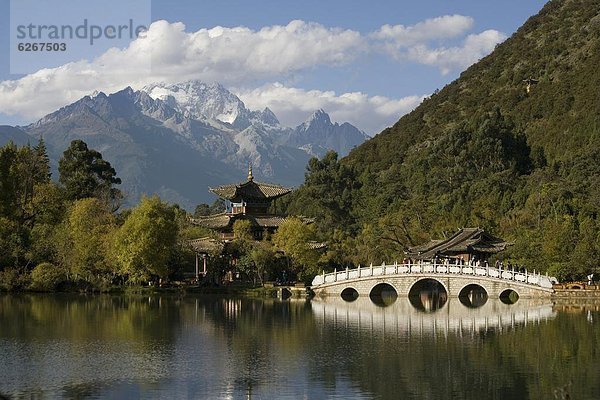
[286, 0, 600, 281]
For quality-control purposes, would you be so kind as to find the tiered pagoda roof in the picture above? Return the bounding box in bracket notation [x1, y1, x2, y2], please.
[190, 213, 313, 230]
[208, 168, 291, 202]
[209, 181, 291, 201]
[407, 228, 511, 260]
[189, 237, 225, 253]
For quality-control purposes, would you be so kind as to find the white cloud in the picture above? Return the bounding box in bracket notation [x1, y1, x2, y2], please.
[372, 15, 474, 45]
[405, 30, 507, 75]
[0, 16, 504, 124]
[371, 16, 506, 75]
[0, 20, 365, 120]
[236, 83, 425, 135]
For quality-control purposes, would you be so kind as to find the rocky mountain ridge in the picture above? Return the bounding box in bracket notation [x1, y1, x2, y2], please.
[1, 80, 370, 209]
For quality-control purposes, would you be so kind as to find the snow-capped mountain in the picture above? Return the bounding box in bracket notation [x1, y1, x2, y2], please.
[142, 81, 280, 130]
[1, 80, 369, 208]
[288, 109, 369, 156]
[143, 81, 245, 124]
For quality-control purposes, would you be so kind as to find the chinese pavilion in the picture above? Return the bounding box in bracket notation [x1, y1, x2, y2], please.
[190, 166, 293, 240]
[406, 227, 512, 262]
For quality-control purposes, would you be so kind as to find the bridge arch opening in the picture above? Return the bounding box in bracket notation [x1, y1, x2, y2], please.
[499, 289, 519, 304]
[341, 287, 359, 302]
[458, 284, 488, 308]
[280, 287, 292, 300]
[369, 283, 398, 307]
[409, 279, 448, 312]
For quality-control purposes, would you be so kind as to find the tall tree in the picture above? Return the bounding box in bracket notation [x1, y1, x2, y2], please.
[0, 142, 19, 220]
[112, 196, 178, 282]
[58, 140, 122, 206]
[55, 198, 116, 284]
[272, 217, 320, 283]
[0, 140, 56, 267]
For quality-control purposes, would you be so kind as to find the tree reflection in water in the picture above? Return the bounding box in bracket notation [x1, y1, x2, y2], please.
[0, 294, 598, 400]
[458, 284, 488, 308]
[408, 278, 448, 312]
[369, 283, 398, 307]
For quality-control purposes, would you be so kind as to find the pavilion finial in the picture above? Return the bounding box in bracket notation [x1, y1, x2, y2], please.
[247, 163, 253, 181]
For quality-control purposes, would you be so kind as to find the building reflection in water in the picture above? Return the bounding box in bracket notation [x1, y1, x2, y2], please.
[312, 296, 556, 337]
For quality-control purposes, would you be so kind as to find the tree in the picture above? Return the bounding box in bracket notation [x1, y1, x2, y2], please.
[55, 198, 116, 284]
[0, 217, 20, 268]
[272, 217, 320, 283]
[194, 199, 225, 217]
[58, 140, 122, 206]
[237, 244, 279, 286]
[113, 196, 178, 283]
[233, 219, 253, 242]
[0, 140, 56, 268]
[0, 139, 51, 225]
[287, 151, 360, 235]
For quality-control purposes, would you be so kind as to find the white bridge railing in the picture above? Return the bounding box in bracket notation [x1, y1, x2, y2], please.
[311, 261, 555, 289]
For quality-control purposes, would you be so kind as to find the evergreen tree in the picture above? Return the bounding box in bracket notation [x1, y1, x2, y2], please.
[58, 140, 122, 205]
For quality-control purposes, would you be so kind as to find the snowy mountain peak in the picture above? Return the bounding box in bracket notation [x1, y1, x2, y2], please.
[142, 80, 247, 124]
[4, 82, 370, 209]
[311, 108, 329, 119]
[300, 109, 333, 131]
[258, 107, 280, 126]
[291, 108, 369, 157]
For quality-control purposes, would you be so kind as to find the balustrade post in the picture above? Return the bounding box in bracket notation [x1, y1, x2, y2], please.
[394, 260, 398, 274]
[346, 267, 349, 280]
[334, 268, 337, 282]
[370, 263, 373, 276]
[358, 264, 361, 278]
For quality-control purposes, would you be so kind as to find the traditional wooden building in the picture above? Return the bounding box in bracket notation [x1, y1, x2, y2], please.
[188, 167, 325, 282]
[190, 166, 296, 240]
[407, 227, 511, 262]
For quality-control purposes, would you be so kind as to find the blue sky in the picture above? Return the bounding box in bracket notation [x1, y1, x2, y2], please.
[0, 0, 547, 133]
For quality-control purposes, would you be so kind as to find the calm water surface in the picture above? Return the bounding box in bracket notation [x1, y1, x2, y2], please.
[0, 293, 599, 399]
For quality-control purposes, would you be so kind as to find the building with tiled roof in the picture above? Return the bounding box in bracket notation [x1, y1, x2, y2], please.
[406, 228, 512, 262]
[188, 166, 326, 281]
[191, 166, 295, 240]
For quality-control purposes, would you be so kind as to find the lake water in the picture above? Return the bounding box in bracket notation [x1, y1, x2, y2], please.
[0, 293, 599, 399]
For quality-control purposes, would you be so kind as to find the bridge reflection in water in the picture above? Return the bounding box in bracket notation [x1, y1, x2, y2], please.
[311, 296, 556, 337]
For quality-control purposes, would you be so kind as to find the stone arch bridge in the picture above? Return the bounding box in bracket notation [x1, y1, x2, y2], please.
[311, 262, 555, 299]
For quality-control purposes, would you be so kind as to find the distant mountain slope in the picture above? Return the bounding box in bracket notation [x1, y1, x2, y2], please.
[0, 80, 369, 209]
[285, 0, 600, 279]
[0, 126, 30, 145]
[286, 109, 369, 157]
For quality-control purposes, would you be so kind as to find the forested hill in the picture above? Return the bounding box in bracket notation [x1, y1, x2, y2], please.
[285, 0, 600, 281]
[350, 0, 600, 169]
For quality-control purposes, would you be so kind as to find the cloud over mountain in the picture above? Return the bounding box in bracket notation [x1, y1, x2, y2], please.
[0, 16, 505, 132]
[236, 83, 425, 134]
